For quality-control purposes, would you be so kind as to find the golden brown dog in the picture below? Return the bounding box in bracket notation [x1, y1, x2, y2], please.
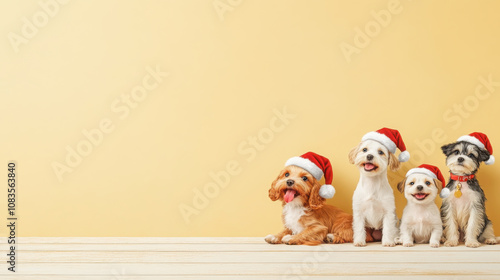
[265, 165, 374, 245]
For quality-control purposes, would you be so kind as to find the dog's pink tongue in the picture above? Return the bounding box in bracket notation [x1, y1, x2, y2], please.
[284, 189, 296, 203]
[364, 163, 375, 171]
[415, 193, 427, 199]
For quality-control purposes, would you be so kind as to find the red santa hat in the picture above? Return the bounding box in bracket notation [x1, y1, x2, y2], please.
[457, 132, 495, 165]
[361, 127, 410, 162]
[285, 152, 335, 199]
[405, 164, 449, 198]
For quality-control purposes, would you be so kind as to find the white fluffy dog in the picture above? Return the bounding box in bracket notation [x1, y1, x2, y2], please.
[397, 165, 445, 248]
[349, 128, 410, 247]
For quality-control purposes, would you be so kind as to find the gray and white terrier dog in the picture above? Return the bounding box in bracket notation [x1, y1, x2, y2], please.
[440, 132, 497, 247]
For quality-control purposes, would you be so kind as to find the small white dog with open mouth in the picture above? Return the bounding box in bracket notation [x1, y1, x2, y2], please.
[349, 128, 410, 247]
[397, 164, 446, 248]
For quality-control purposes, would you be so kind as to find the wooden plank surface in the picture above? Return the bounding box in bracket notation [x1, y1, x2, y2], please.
[2, 242, 499, 252]
[11, 251, 500, 263]
[3, 277, 500, 280]
[1, 262, 500, 275]
[0, 237, 498, 279]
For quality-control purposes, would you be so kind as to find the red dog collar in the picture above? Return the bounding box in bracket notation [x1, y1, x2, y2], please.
[450, 173, 475, 182]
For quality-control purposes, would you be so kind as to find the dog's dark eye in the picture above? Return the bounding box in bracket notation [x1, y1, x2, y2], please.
[285, 173, 289, 177]
[302, 176, 308, 181]
[469, 153, 475, 158]
[409, 182, 414, 185]
[454, 150, 459, 155]
[425, 181, 431, 186]
[363, 148, 368, 152]
[378, 150, 384, 155]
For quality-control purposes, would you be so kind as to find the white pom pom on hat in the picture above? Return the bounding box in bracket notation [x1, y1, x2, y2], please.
[439, 188, 450, 199]
[398, 151, 410, 163]
[319, 184, 335, 199]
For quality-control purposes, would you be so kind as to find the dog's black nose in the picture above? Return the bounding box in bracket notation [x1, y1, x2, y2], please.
[286, 179, 294, 186]
[367, 154, 374, 161]
[458, 157, 464, 163]
[417, 185, 423, 191]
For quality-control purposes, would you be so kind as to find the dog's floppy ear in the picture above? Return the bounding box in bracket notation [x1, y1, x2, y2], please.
[268, 174, 281, 201]
[433, 179, 443, 191]
[479, 149, 491, 163]
[388, 152, 401, 171]
[308, 179, 325, 210]
[441, 142, 456, 156]
[348, 143, 360, 164]
[397, 178, 406, 193]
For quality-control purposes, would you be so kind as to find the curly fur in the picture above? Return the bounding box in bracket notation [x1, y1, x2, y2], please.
[265, 165, 373, 245]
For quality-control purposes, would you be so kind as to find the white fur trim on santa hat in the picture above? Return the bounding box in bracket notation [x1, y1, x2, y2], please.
[398, 151, 410, 162]
[319, 184, 335, 199]
[486, 155, 495, 165]
[457, 135, 486, 150]
[362, 131, 397, 154]
[440, 188, 450, 199]
[406, 167, 437, 179]
[285, 157, 323, 180]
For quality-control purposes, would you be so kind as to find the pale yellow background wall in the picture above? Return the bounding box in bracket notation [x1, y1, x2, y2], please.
[1, 0, 500, 237]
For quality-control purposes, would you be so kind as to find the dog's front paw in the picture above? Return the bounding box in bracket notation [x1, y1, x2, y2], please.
[430, 242, 440, 248]
[382, 237, 396, 247]
[353, 240, 366, 247]
[465, 240, 481, 248]
[383, 241, 396, 247]
[485, 238, 497, 245]
[282, 234, 294, 245]
[402, 242, 414, 247]
[326, 233, 347, 244]
[394, 237, 402, 245]
[326, 233, 335, 244]
[264, 234, 281, 244]
[444, 239, 459, 247]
